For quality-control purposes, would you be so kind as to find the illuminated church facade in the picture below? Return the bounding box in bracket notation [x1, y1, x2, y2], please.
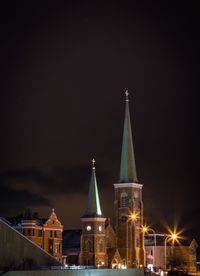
[79, 91, 145, 268]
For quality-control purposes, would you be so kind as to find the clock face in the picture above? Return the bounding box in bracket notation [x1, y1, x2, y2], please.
[86, 225, 91, 231]
[99, 226, 102, 232]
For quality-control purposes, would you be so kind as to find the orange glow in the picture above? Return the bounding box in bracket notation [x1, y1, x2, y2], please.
[171, 233, 177, 240]
[165, 227, 184, 245]
[128, 211, 139, 222]
[142, 226, 148, 233]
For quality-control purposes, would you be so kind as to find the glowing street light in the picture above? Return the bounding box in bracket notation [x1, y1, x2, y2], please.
[164, 231, 179, 270]
[171, 233, 177, 240]
[142, 225, 157, 267]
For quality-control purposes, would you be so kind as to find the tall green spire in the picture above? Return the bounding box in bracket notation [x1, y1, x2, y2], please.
[119, 90, 138, 183]
[83, 159, 103, 218]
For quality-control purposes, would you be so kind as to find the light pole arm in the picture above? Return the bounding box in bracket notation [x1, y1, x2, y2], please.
[164, 236, 170, 270]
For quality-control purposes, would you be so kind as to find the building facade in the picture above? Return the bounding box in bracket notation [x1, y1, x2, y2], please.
[145, 234, 198, 274]
[11, 208, 63, 263]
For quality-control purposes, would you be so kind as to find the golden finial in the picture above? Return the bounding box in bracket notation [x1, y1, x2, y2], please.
[125, 89, 129, 97]
[91, 158, 96, 167]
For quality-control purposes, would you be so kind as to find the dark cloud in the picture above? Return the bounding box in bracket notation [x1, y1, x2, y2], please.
[0, 165, 110, 196]
[0, 178, 50, 216]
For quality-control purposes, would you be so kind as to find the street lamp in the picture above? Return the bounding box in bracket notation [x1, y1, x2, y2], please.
[142, 226, 156, 267]
[164, 232, 178, 271]
[126, 211, 138, 268]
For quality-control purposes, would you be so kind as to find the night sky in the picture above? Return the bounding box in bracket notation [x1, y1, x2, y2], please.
[0, 1, 199, 240]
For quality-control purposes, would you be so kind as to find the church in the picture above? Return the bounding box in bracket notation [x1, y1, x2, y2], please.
[78, 90, 145, 268]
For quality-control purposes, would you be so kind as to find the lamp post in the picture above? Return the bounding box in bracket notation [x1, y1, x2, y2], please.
[126, 212, 138, 268]
[142, 226, 156, 267]
[164, 233, 177, 271]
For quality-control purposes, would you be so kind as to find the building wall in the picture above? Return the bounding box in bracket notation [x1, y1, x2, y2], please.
[15, 210, 63, 263]
[145, 244, 197, 273]
[79, 218, 108, 267]
[43, 211, 63, 262]
[114, 184, 145, 267]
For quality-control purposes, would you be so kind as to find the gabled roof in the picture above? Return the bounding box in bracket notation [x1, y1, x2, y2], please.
[107, 248, 121, 263]
[43, 209, 63, 229]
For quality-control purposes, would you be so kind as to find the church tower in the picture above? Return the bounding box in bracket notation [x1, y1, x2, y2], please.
[114, 91, 145, 268]
[79, 159, 108, 267]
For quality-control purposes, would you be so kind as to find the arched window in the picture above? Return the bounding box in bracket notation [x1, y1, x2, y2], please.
[120, 215, 127, 222]
[120, 192, 128, 207]
[86, 240, 92, 252]
[98, 240, 104, 252]
[122, 259, 127, 268]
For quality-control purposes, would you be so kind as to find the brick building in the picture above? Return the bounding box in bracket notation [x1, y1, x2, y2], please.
[8, 208, 63, 263]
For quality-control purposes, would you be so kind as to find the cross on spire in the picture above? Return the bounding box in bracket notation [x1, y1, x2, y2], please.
[92, 158, 96, 168]
[125, 89, 129, 101]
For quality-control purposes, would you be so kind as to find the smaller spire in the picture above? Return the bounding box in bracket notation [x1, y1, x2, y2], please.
[82, 159, 103, 218]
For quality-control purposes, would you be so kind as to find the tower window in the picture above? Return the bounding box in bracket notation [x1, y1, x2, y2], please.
[98, 241, 104, 252]
[86, 240, 92, 252]
[120, 216, 127, 222]
[120, 192, 128, 207]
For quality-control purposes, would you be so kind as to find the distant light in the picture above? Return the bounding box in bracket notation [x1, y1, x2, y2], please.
[171, 233, 177, 240]
[128, 211, 139, 221]
[142, 226, 148, 233]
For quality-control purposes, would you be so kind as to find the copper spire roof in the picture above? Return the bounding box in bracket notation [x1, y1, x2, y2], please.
[82, 159, 103, 218]
[119, 90, 138, 183]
